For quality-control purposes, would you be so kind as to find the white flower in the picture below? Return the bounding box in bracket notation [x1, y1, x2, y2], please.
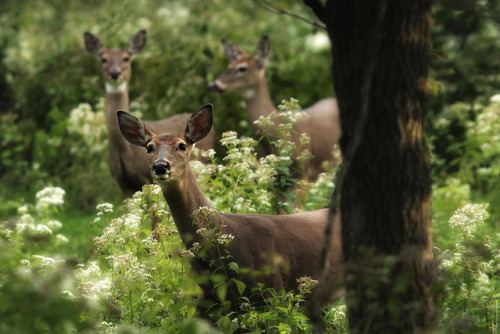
[46, 220, 63, 231]
[137, 17, 152, 29]
[217, 234, 235, 244]
[35, 186, 66, 212]
[201, 149, 216, 159]
[189, 242, 201, 254]
[62, 290, 75, 300]
[239, 120, 249, 128]
[35, 224, 52, 235]
[123, 213, 141, 228]
[449, 203, 489, 239]
[107, 253, 138, 271]
[299, 133, 311, 146]
[17, 216, 35, 233]
[489, 94, 500, 102]
[56, 234, 69, 244]
[78, 261, 102, 280]
[17, 205, 29, 215]
[32, 255, 63, 270]
[90, 277, 113, 299]
[96, 202, 114, 214]
[253, 115, 275, 129]
[142, 236, 159, 248]
[220, 131, 239, 146]
[20, 259, 31, 269]
[68, 102, 107, 155]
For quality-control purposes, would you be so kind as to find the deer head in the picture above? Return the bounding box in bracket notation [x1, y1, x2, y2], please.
[117, 105, 213, 184]
[84, 29, 147, 92]
[208, 36, 270, 93]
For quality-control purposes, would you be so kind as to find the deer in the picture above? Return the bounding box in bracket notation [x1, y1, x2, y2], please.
[208, 36, 341, 181]
[84, 29, 216, 198]
[117, 104, 344, 318]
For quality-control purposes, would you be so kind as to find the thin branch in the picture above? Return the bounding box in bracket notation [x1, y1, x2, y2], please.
[305, 1, 389, 331]
[252, 0, 327, 30]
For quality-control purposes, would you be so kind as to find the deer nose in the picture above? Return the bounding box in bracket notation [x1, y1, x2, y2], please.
[152, 161, 170, 175]
[109, 71, 121, 80]
[208, 81, 223, 93]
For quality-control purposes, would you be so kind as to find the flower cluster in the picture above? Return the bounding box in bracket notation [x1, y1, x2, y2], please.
[93, 202, 114, 224]
[76, 262, 113, 303]
[10, 187, 69, 245]
[35, 186, 65, 214]
[449, 203, 489, 239]
[217, 233, 235, 245]
[296, 276, 319, 295]
[32, 255, 65, 273]
[67, 101, 107, 156]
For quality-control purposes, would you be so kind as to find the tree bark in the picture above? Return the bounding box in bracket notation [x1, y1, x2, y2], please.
[305, 1, 438, 332]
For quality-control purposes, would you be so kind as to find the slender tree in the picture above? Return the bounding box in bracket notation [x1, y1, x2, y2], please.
[304, 1, 438, 332]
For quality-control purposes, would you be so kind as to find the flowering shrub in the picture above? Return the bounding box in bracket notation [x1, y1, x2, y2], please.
[437, 203, 499, 333]
[432, 95, 500, 222]
[0, 187, 89, 333]
[67, 101, 108, 157]
[194, 98, 335, 216]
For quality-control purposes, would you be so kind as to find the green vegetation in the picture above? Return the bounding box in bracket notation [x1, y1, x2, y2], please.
[1, 0, 499, 333]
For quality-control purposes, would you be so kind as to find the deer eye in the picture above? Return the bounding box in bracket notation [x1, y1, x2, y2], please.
[101, 58, 108, 63]
[178, 143, 186, 151]
[123, 57, 130, 62]
[237, 66, 247, 73]
[146, 145, 154, 153]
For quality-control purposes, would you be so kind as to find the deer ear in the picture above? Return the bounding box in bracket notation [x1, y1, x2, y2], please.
[117, 111, 154, 147]
[127, 29, 147, 55]
[185, 104, 213, 145]
[256, 36, 270, 67]
[222, 39, 245, 62]
[84, 32, 104, 57]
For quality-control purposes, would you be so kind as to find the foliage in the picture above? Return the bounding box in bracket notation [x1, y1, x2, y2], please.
[429, 0, 500, 188]
[437, 203, 500, 333]
[431, 95, 500, 223]
[0, 187, 90, 333]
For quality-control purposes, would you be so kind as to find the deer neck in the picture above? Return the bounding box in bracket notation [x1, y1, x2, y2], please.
[242, 74, 276, 124]
[105, 82, 129, 148]
[161, 166, 217, 248]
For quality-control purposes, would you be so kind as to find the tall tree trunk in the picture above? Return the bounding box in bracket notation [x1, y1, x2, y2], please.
[305, 1, 438, 332]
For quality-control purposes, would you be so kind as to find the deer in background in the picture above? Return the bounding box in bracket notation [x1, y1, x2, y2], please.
[117, 104, 343, 317]
[84, 30, 216, 198]
[209, 36, 341, 181]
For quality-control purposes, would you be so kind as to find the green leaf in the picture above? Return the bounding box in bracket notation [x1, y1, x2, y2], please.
[233, 279, 246, 296]
[222, 300, 232, 311]
[216, 315, 231, 330]
[276, 306, 289, 314]
[228, 262, 239, 274]
[216, 283, 228, 301]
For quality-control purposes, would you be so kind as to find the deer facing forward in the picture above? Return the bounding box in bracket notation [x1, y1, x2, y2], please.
[209, 36, 341, 181]
[84, 30, 216, 197]
[117, 104, 343, 315]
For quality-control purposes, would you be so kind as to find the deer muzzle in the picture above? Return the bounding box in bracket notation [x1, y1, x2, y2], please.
[109, 70, 121, 80]
[152, 161, 170, 181]
[208, 80, 225, 93]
